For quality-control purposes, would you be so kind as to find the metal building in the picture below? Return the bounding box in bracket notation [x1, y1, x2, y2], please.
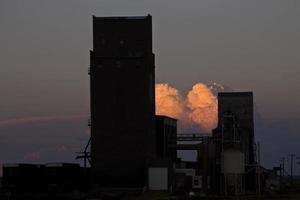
[213, 92, 254, 165]
[44, 163, 81, 191]
[155, 115, 177, 161]
[212, 92, 255, 194]
[89, 15, 156, 187]
[2, 164, 43, 191]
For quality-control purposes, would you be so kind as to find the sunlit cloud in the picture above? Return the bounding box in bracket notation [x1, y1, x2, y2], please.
[156, 82, 220, 133]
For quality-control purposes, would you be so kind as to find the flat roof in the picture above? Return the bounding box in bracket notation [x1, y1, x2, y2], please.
[93, 15, 150, 20]
[3, 163, 40, 167]
[218, 92, 253, 97]
[155, 115, 177, 121]
[45, 163, 80, 167]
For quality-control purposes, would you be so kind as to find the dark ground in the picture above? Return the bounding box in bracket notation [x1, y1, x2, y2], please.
[1, 179, 300, 200]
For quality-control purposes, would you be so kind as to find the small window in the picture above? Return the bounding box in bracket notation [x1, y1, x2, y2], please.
[116, 61, 121, 68]
[135, 60, 141, 68]
[194, 179, 199, 185]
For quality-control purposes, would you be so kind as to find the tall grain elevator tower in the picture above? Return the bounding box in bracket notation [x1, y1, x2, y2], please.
[89, 15, 156, 187]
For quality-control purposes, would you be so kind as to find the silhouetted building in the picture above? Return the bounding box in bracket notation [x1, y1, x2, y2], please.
[155, 115, 177, 161]
[2, 164, 43, 191]
[215, 92, 255, 165]
[90, 15, 156, 187]
[212, 92, 255, 194]
[197, 137, 216, 194]
[2, 163, 85, 192]
[44, 163, 81, 191]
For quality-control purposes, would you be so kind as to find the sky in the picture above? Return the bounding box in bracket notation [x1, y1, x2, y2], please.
[0, 0, 300, 174]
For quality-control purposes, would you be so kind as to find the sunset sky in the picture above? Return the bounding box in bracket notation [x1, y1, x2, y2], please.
[0, 0, 299, 174]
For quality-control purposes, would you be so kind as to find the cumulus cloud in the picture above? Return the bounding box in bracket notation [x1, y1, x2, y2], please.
[186, 83, 218, 132]
[156, 82, 220, 133]
[155, 83, 185, 119]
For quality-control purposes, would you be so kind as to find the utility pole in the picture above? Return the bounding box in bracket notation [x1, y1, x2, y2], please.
[280, 157, 286, 177]
[279, 163, 282, 193]
[257, 141, 261, 196]
[75, 118, 92, 192]
[288, 154, 296, 185]
[279, 157, 286, 192]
